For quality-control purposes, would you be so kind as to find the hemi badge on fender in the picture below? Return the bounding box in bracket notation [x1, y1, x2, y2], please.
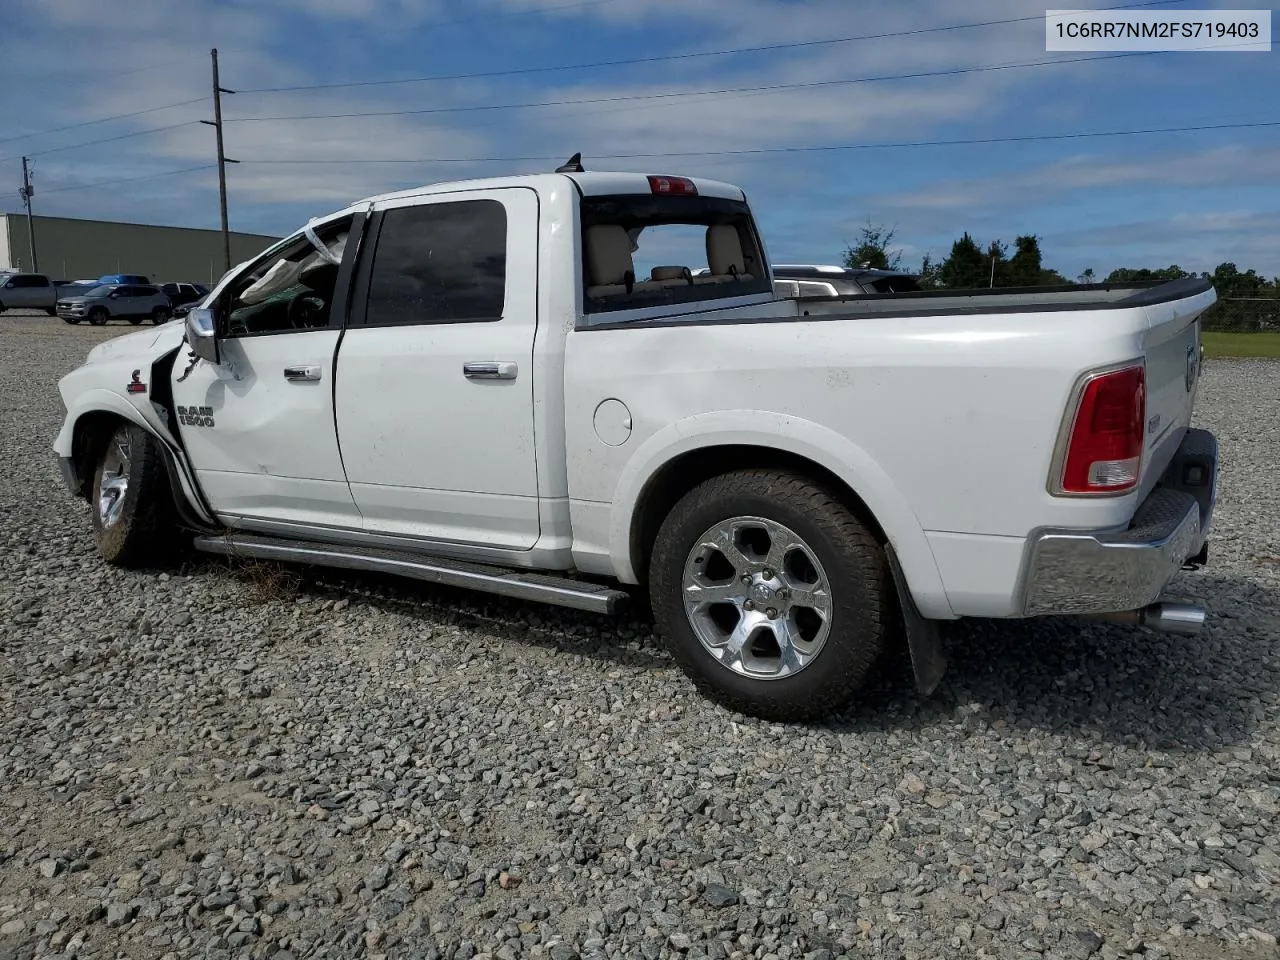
[126, 369, 147, 394]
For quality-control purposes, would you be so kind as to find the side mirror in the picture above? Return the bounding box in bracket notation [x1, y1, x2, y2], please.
[184, 306, 220, 365]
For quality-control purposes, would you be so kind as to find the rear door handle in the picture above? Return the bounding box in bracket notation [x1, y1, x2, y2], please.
[284, 365, 321, 382]
[463, 361, 518, 380]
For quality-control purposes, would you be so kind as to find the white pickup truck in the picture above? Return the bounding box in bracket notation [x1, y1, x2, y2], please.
[53, 165, 1220, 721]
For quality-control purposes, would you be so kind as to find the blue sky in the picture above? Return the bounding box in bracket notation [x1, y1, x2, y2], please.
[1, 0, 1277, 280]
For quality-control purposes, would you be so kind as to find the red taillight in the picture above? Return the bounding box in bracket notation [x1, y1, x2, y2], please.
[647, 175, 698, 196]
[1059, 364, 1146, 494]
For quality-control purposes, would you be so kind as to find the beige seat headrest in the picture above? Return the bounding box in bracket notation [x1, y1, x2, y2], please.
[586, 224, 635, 287]
[707, 224, 750, 278]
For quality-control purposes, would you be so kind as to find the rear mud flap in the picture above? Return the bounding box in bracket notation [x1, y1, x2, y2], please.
[885, 544, 947, 697]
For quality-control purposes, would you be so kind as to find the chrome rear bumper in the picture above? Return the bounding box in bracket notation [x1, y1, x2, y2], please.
[1021, 428, 1217, 617]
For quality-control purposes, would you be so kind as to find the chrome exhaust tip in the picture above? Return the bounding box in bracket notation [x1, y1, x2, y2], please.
[1140, 602, 1206, 635]
[1087, 602, 1206, 635]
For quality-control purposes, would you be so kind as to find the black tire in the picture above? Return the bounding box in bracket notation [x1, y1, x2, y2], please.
[88, 308, 109, 326]
[90, 422, 180, 567]
[648, 468, 890, 723]
[151, 306, 171, 325]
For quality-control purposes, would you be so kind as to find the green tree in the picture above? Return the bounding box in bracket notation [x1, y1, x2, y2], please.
[938, 232, 989, 288]
[1210, 262, 1270, 297]
[842, 220, 903, 271]
[918, 253, 944, 288]
[1103, 265, 1191, 283]
[1006, 235, 1045, 287]
[1077, 268, 1096, 285]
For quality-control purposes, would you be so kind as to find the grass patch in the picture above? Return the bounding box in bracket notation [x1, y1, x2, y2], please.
[229, 557, 304, 604]
[1202, 331, 1280, 359]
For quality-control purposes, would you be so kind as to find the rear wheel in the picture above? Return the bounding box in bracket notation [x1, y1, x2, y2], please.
[649, 468, 890, 722]
[88, 308, 108, 326]
[90, 422, 180, 567]
[151, 306, 171, 325]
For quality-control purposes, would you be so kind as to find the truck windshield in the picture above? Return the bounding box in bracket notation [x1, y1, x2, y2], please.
[580, 194, 772, 316]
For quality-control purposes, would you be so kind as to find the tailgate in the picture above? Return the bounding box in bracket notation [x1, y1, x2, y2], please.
[1140, 284, 1215, 493]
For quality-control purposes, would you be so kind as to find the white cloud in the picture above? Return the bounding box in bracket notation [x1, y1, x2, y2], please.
[2, 0, 1274, 276]
[888, 143, 1280, 211]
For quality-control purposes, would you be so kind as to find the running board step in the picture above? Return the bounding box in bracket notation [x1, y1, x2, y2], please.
[192, 533, 630, 615]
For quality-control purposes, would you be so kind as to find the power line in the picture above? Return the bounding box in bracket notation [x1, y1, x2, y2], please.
[0, 121, 201, 164]
[0, 97, 208, 148]
[236, 0, 1185, 95]
[38, 164, 216, 196]
[225, 49, 1189, 124]
[239, 117, 1280, 166]
[6, 56, 191, 93]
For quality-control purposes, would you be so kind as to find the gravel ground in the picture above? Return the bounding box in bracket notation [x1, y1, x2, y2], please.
[1, 311, 1278, 960]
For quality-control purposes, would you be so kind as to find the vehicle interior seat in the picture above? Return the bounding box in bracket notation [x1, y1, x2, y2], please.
[698, 224, 756, 284]
[649, 265, 695, 287]
[585, 224, 638, 298]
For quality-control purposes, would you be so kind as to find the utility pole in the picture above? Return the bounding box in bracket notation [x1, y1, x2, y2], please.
[20, 157, 38, 272]
[201, 48, 238, 274]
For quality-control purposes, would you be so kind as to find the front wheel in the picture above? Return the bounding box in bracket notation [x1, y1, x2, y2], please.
[88, 308, 108, 326]
[90, 422, 180, 567]
[151, 306, 171, 325]
[649, 468, 890, 722]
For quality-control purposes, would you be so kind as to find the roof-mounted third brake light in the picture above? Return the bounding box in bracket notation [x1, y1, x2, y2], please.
[648, 175, 698, 196]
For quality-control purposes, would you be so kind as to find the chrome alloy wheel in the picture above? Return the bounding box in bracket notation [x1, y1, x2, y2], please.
[681, 515, 833, 680]
[97, 433, 132, 527]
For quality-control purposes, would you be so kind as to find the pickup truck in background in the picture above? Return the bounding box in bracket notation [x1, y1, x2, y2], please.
[770, 263, 924, 298]
[0, 272, 59, 315]
[52, 166, 1220, 722]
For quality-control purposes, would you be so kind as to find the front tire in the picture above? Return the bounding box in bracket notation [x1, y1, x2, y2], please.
[90, 423, 180, 567]
[151, 306, 171, 325]
[88, 308, 108, 326]
[649, 468, 890, 722]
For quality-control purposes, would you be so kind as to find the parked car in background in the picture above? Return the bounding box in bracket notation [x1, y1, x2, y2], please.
[770, 263, 925, 298]
[97, 274, 152, 286]
[56, 283, 173, 326]
[161, 282, 210, 317]
[0, 272, 58, 315]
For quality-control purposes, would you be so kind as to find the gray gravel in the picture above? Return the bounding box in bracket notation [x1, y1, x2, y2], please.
[2, 311, 1278, 960]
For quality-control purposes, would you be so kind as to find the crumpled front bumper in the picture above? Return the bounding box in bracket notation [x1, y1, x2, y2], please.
[1020, 428, 1217, 617]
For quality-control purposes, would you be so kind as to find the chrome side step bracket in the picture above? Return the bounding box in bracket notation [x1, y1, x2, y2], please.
[192, 532, 630, 616]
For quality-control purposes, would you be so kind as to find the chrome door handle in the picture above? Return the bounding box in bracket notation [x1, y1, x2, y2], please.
[463, 361, 518, 380]
[284, 365, 321, 382]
